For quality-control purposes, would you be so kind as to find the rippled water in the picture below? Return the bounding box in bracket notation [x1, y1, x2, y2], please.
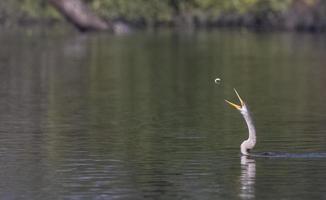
[1, 30, 326, 199]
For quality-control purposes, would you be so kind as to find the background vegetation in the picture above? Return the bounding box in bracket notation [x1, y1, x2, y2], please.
[1, 0, 326, 31]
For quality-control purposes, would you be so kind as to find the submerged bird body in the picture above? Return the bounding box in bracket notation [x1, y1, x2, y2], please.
[225, 89, 256, 155]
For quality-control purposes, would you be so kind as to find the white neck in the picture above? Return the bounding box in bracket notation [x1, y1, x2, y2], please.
[244, 112, 256, 143]
[240, 108, 256, 155]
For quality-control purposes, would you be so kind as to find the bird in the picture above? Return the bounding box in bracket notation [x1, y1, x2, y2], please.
[225, 89, 256, 156]
[224, 89, 326, 158]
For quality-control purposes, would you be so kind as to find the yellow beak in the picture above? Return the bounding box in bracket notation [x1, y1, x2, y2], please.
[225, 88, 245, 110]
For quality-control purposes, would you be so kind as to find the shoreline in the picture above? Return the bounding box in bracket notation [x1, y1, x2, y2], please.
[2, 0, 326, 33]
[1, 18, 326, 34]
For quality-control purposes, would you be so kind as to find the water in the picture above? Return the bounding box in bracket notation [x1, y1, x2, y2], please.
[1, 29, 326, 199]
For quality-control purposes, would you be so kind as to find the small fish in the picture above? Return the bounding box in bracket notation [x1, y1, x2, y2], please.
[214, 78, 221, 84]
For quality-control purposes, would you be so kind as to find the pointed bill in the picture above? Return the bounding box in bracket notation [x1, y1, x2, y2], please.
[233, 88, 244, 107]
[225, 88, 245, 110]
[225, 99, 241, 110]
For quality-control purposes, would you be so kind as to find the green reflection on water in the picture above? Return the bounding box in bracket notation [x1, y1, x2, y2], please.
[1, 30, 326, 199]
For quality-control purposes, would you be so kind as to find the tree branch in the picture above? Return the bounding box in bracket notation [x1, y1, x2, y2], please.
[49, 0, 111, 32]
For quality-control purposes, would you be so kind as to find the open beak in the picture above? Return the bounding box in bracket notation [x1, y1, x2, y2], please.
[225, 88, 245, 110]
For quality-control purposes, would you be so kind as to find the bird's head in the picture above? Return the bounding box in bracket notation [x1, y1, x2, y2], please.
[225, 88, 248, 115]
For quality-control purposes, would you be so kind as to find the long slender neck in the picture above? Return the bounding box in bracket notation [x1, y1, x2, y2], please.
[243, 112, 256, 143]
[240, 109, 256, 155]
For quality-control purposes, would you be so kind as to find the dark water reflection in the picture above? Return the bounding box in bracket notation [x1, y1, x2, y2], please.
[1, 30, 326, 199]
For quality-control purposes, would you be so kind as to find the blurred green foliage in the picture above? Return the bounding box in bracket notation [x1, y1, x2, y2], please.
[0, 0, 60, 23]
[0, 0, 323, 28]
[0, 0, 293, 20]
[88, 0, 293, 22]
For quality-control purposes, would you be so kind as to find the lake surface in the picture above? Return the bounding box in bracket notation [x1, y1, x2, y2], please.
[1, 29, 326, 199]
